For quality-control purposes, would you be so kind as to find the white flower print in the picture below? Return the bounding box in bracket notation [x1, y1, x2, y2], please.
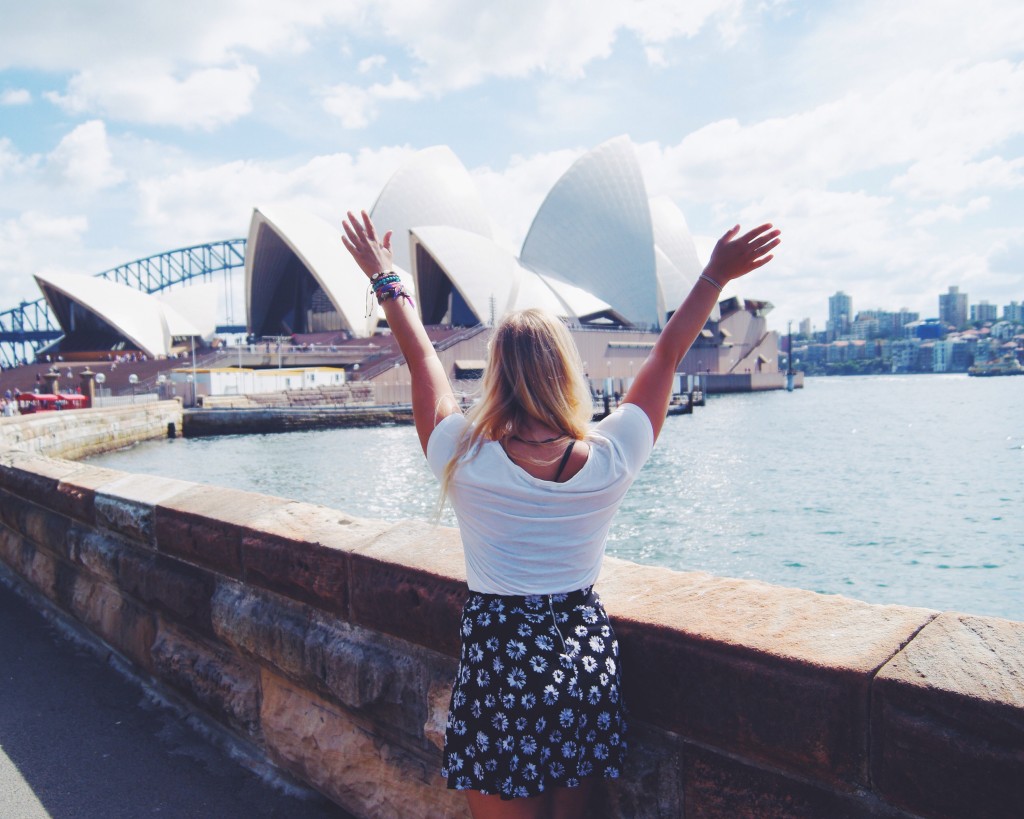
[552, 669, 565, 684]
[561, 740, 578, 759]
[535, 635, 555, 651]
[574, 624, 588, 637]
[521, 692, 536, 709]
[520, 735, 538, 755]
[491, 712, 509, 731]
[507, 668, 528, 689]
[582, 655, 598, 673]
[529, 655, 547, 673]
[506, 639, 527, 660]
[476, 669, 491, 688]
[563, 638, 581, 659]
[522, 762, 539, 780]
[468, 643, 484, 663]
[606, 657, 616, 675]
[589, 635, 605, 653]
[597, 711, 611, 730]
[477, 612, 491, 627]
[598, 672, 609, 687]
[588, 685, 601, 704]
[476, 731, 490, 751]
[559, 708, 575, 727]
[542, 684, 559, 705]
[502, 692, 516, 709]
[580, 605, 599, 623]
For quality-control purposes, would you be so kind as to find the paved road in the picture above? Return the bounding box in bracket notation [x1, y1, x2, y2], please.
[0, 578, 352, 819]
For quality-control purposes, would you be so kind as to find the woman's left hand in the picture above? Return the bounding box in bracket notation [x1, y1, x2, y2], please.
[342, 210, 393, 279]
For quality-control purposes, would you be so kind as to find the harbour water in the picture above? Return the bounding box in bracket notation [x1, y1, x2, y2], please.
[88, 375, 1024, 621]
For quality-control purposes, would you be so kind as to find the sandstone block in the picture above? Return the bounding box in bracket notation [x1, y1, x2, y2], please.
[70, 573, 156, 670]
[96, 473, 194, 545]
[0, 450, 80, 507]
[53, 463, 126, 523]
[212, 580, 312, 681]
[260, 669, 470, 818]
[239, 501, 387, 615]
[151, 620, 261, 737]
[305, 611, 458, 741]
[155, 485, 293, 577]
[872, 612, 1024, 819]
[348, 521, 467, 656]
[596, 559, 935, 788]
[592, 723, 685, 819]
[682, 744, 905, 819]
[117, 548, 218, 636]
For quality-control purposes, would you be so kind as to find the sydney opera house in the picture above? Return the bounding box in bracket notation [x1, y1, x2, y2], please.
[28, 136, 781, 394]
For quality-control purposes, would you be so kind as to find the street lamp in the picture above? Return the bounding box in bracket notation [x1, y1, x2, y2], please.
[95, 372, 106, 401]
[128, 373, 138, 403]
[186, 374, 195, 407]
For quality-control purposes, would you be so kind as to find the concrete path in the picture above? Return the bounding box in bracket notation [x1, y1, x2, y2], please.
[0, 579, 352, 819]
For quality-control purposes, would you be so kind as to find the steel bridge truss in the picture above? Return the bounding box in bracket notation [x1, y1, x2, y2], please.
[0, 238, 247, 368]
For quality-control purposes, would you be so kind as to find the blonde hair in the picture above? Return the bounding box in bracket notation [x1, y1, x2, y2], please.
[440, 309, 592, 503]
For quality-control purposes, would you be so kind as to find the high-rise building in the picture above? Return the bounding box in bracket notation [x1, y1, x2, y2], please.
[970, 301, 998, 323]
[939, 286, 968, 329]
[827, 291, 852, 340]
[799, 318, 812, 338]
[1004, 301, 1024, 324]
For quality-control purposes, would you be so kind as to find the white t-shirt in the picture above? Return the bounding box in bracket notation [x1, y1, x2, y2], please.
[426, 402, 655, 595]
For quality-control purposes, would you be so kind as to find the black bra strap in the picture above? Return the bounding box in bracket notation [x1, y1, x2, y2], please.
[553, 440, 576, 482]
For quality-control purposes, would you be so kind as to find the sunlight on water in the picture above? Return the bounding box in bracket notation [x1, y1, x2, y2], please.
[89, 375, 1023, 621]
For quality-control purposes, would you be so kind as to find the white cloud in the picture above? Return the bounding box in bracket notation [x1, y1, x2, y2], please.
[1, 88, 30, 105]
[47, 120, 124, 191]
[907, 197, 991, 227]
[321, 76, 422, 129]
[0, 211, 90, 304]
[358, 55, 387, 74]
[893, 156, 1024, 199]
[47, 64, 261, 130]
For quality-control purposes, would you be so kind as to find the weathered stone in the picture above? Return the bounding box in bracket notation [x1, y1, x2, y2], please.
[72, 528, 124, 583]
[118, 549, 218, 636]
[21, 500, 76, 560]
[682, 744, 907, 819]
[348, 520, 467, 656]
[23, 541, 59, 601]
[872, 612, 1024, 819]
[212, 580, 312, 681]
[592, 724, 685, 819]
[0, 450, 80, 507]
[96, 473, 194, 545]
[260, 669, 470, 818]
[596, 558, 936, 787]
[155, 485, 292, 577]
[306, 611, 458, 741]
[151, 620, 261, 737]
[239, 501, 385, 615]
[69, 573, 155, 670]
[54, 463, 127, 523]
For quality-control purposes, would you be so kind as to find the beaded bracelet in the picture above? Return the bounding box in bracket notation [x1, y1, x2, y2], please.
[371, 274, 401, 292]
[698, 273, 723, 293]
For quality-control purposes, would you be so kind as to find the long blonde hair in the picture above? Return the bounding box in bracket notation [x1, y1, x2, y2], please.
[440, 309, 592, 503]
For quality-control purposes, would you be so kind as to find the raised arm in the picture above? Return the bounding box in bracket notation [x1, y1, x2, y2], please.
[624, 222, 781, 441]
[341, 210, 460, 454]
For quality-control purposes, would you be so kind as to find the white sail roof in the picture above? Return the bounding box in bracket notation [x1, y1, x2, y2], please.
[370, 146, 493, 274]
[520, 136, 659, 328]
[34, 271, 172, 357]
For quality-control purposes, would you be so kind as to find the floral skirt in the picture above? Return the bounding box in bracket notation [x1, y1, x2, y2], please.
[441, 587, 627, 800]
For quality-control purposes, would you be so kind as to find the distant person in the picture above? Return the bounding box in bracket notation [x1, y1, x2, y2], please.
[342, 210, 779, 818]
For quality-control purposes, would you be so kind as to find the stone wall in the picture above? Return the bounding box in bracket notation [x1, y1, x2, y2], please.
[0, 406, 1022, 818]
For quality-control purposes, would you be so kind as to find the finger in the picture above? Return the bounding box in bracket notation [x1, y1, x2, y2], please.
[382, 230, 392, 251]
[718, 225, 740, 245]
[751, 236, 782, 255]
[341, 235, 356, 254]
[361, 210, 376, 241]
[748, 254, 774, 270]
[342, 220, 361, 246]
[739, 223, 774, 244]
[347, 210, 366, 237]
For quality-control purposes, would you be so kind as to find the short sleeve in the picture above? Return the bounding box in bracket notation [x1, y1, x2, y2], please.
[592, 402, 655, 474]
[426, 412, 469, 480]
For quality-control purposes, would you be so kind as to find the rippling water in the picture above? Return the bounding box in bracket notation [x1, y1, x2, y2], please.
[88, 375, 1024, 621]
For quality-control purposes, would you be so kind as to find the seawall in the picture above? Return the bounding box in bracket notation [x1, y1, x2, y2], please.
[0, 404, 1021, 818]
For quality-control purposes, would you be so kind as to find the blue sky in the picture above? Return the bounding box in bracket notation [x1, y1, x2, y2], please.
[1, 0, 1022, 330]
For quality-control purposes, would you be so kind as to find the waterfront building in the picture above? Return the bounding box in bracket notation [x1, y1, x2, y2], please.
[933, 336, 973, 373]
[939, 286, 968, 330]
[798, 317, 812, 338]
[851, 316, 880, 340]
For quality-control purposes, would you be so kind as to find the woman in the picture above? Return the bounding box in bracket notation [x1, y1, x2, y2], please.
[343, 210, 779, 818]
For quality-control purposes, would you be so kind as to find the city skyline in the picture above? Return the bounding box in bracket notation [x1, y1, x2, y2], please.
[1, 1, 1023, 332]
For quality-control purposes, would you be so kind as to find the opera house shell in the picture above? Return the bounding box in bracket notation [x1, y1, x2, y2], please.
[34, 271, 216, 359]
[245, 136, 715, 339]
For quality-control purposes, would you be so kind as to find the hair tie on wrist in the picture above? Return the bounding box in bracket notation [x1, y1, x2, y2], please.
[699, 273, 723, 293]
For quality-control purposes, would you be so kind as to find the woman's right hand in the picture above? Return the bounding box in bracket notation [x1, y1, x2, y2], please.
[702, 223, 781, 288]
[341, 210, 394, 280]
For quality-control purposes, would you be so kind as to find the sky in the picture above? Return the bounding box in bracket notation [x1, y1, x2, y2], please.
[1, 0, 1023, 333]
